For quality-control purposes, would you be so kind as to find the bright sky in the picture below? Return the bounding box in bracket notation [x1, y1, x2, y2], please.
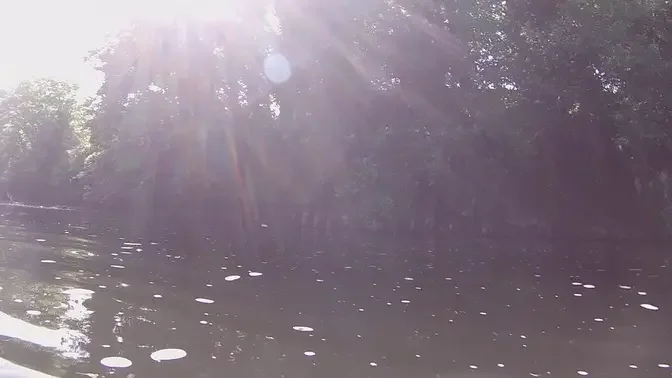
[0, 0, 230, 98]
[0, 1, 129, 97]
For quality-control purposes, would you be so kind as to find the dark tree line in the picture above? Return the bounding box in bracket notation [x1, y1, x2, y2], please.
[1, 0, 672, 240]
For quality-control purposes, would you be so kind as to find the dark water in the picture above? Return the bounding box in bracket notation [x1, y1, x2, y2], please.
[0, 205, 671, 377]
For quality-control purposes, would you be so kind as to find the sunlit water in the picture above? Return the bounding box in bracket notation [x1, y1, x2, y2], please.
[0, 208, 671, 377]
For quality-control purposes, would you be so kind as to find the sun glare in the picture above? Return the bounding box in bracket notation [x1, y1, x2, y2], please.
[0, 0, 242, 95]
[130, 0, 235, 23]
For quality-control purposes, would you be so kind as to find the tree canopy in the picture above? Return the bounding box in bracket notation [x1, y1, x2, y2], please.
[1, 0, 671, 239]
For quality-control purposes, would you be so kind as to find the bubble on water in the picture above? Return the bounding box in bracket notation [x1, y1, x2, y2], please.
[369, 362, 378, 367]
[640, 303, 659, 311]
[629, 365, 637, 369]
[577, 371, 588, 375]
[572, 282, 582, 286]
[41, 259, 56, 264]
[469, 365, 478, 369]
[304, 351, 316, 356]
[150, 348, 187, 362]
[404, 277, 414, 281]
[248, 272, 263, 277]
[195, 298, 214, 304]
[123, 242, 142, 246]
[13, 299, 22, 303]
[497, 363, 505, 368]
[637, 291, 647, 296]
[574, 293, 582, 297]
[110, 265, 125, 269]
[153, 294, 162, 298]
[583, 284, 595, 289]
[401, 300, 410, 304]
[100, 356, 132, 368]
[36, 238, 46, 242]
[261, 224, 269, 228]
[293, 326, 314, 332]
[479, 312, 487, 316]
[619, 285, 632, 290]
[263, 54, 291, 84]
[659, 363, 670, 368]
[199, 320, 208, 325]
[594, 318, 604, 322]
[225, 275, 241, 281]
[26, 310, 41, 315]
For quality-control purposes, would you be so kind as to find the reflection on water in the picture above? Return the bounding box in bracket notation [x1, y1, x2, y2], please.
[0, 357, 57, 378]
[0, 209, 671, 377]
[0, 311, 88, 359]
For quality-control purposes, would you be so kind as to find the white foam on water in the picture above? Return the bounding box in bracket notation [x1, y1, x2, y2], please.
[36, 239, 46, 242]
[153, 294, 162, 298]
[638, 291, 647, 296]
[577, 370, 588, 375]
[248, 272, 263, 277]
[640, 303, 659, 311]
[497, 364, 505, 368]
[401, 300, 410, 304]
[26, 310, 41, 315]
[100, 357, 132, 368]
[110, 265, 125, 269]
[629, 365, 637, 369]
[369, 362, 378, 367]
[404, 277, 414, 281]
[304, 351, 316, 356]
[195, 298, 214, 304]
[583, 284, 595, 289]
[572, 282, 582, 286]
[594, 318, 604, 322]
[150, 348, 187, 362]
[225, 275, 241, 281]
[574, 293, 582, 297]
[659, 363, 670, 368]
[123, 242, 142, 246]
[619, 285, 632, 290]
[292, 326, 313, 332]
[40, 260, 56, 264]
[469, 365, 478, 369]
[479, 312, 487, 315]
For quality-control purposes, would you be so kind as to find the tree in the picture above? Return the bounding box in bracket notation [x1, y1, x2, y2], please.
[0, 79, 81, 204]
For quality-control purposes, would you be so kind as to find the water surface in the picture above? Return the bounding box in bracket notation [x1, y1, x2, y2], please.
[0, 207, 670, 377]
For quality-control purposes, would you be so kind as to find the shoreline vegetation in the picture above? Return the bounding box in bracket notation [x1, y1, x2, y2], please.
[1, 0, 672, 242]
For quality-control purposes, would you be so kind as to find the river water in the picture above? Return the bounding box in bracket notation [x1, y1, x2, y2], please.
[0, 204, 670, 377]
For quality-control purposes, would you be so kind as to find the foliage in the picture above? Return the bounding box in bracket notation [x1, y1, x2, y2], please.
[2, 0, 672, 239]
